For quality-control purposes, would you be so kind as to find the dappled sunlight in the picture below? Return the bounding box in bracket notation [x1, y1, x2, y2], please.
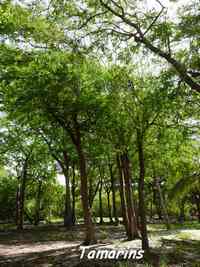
[0, 224, 199, 266]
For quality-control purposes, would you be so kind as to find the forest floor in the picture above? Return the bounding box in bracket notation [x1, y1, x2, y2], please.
[0, 222, 199, 267]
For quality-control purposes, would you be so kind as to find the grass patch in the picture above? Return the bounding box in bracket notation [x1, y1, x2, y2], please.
[0, 223, 16, 231]
[175, 232, 192, 240]
[149, 221, 200, 231]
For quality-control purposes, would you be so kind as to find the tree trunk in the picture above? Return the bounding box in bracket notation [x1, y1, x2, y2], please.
[64, 172, 73, 227]
[16, 179, 20, 227]
[63, 151, 73, 227]
[89, 178, 100, 209]
[89, 175, 93, 208]
[71, 163, 76, 225]
[121, 151, 140, 240]
[34, 179, 42, 226]
[73, 121, 96, 245]
[17, 158, 28, 230]
[106, 190, 113, 223]
[178, 199, 185, 223]
[116, 154, 129, 235]
[137, 134, 149, 250]
[153, 187, 162, 220]
[140, 37, 200, 94]
[99, 0, 200, 94]
[109, 164, 118, 225]
[99, 176, 104, 224]
[194, 193, 200, 223]
[150, 190, 153, 221]
[155, 177, 170, 229]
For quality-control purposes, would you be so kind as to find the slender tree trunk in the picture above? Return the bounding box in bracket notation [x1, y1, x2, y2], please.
[64, 172, 73, 227]
[134, 201, 140, 231]
[194, 193, 200, 223]
[63, 151, 73, 227]
[16, 179, 20, 226]
[150, 189, 153, 221]
[121, 151, 140, 240]
[73, 121, 96, 244]
[17, 158, 28, 230]
[71, 163, 76, 225]
[89, 175, 93, 208]
[109, 164, 118, 225]
[18, 177, 26, 230]
[153, 187, 162, 220]
[99, 176, 104, 224]
[34, 179, 42, 226]
[89, 177, 100, 209]
[155, 177, 170, 230]
[78, 149, 96, 244]
[106, 190, 113, 223]
[137, 134, 149, 250]
[178, 199, 185, 223]
[116, 154, 129, 235]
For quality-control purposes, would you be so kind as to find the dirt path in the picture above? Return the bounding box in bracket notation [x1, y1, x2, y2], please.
[0, 224, 199, 266]
[0, 241, 80, 257]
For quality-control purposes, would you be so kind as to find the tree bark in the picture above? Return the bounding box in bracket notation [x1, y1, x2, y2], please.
[89, 175, 93, 208]
[106, 190, 113, 223]
[55, 114, 96, 244]
[194, 193, 200, 223]
[99, 0, 200, 94]
[99, 175, 104, 224]
[109, 164, 118, 225]
[117, 154, 129, 232]
[16, 178, 20, 227]
[155, 177, 170, 229]
[150, 189, 154, 221]
[34, 179, 42, 226]
[153, 187, 162, 220]
[178, 199, 185, 223]
[71, 163, 76, 225]
[137, 133, 149, 250]
[121, 151, 140, 240]
[89, 175, 100, 208]
[63, 151, 73, 227]
[140, 37, 200, 93]
[17, 157, 28, 230]
[73, 120, 96, 245]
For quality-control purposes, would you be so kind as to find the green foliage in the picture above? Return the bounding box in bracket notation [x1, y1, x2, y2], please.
[0, 174, 17, 221]
[0, 0, 199, 229]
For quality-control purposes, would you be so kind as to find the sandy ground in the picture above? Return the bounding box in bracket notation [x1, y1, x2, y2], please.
[0, 241, 80, 257]
[0, 225, 199, 266]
